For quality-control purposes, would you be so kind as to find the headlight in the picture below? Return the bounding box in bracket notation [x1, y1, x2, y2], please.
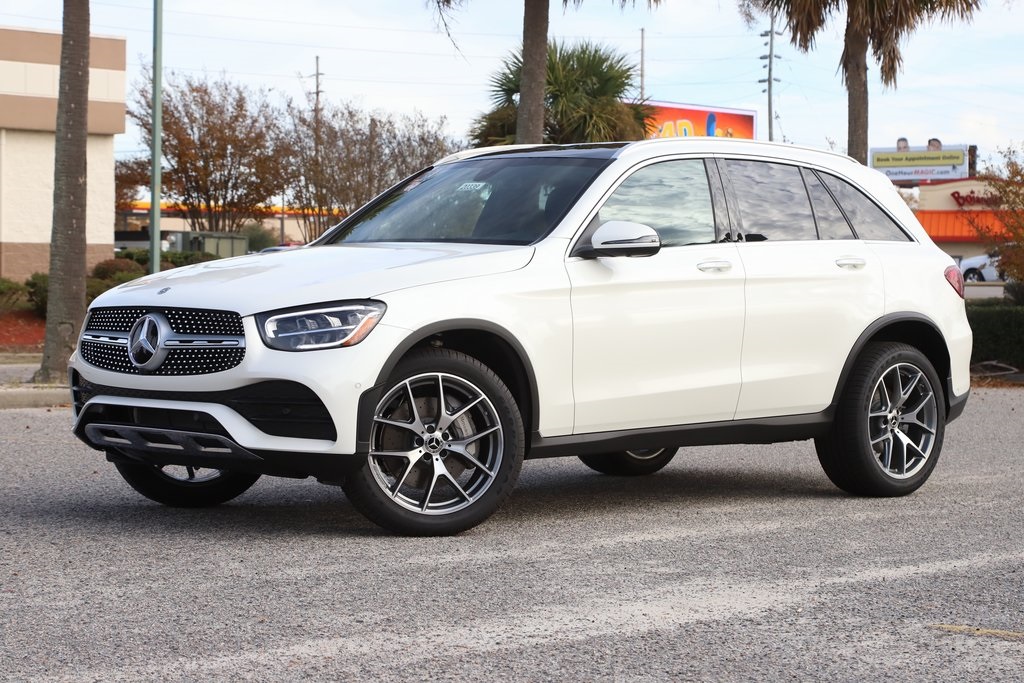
[256, 301, 386, 351]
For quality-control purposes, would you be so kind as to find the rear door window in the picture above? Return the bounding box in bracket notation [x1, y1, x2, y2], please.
[723, 160, 817, 241]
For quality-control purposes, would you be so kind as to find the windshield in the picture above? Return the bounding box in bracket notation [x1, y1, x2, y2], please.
[322, 156, 608, 245]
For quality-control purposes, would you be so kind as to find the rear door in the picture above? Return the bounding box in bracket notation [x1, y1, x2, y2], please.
[717, 158, 885, 419]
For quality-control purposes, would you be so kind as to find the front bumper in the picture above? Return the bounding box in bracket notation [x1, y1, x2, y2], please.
[70, 320, 412, 470]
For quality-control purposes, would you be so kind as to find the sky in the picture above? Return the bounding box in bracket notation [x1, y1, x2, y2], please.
[3, 0, 1023, 165]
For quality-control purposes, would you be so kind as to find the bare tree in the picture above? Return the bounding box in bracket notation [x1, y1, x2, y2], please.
[34, 0, 90, 384]
[283, 98, 460, 242]
[114, 157, 149, 214]
[129, 72, 286, 232]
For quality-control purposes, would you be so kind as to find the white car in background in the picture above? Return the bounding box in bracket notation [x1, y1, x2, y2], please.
[959, 251, 1002, 282]
[69, 138, 973, 536]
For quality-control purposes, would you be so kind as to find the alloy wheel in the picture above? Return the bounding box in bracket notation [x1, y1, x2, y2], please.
[867, 362, 938, 479]
[368, 372, 504, 515]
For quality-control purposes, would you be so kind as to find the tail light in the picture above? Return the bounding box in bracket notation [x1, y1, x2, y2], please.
[944, 265, 965, 298]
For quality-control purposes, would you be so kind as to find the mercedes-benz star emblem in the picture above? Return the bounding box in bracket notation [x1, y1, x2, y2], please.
[127, 313, 171, 372]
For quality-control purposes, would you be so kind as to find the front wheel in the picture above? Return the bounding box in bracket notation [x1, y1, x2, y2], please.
[815, 342, 945, 496]
[579, 448, 677, 476]
[342, 348, 525, 536]
[963, 269, 984, 282]
[114, 460, 260, 507]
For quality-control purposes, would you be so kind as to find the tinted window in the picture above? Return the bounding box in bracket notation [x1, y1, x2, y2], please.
[803, 168, 855, 240]
[819, 172, 911, 242]
[598, 160, 716, 247]
[323, 157, 606, 245]
[725, 160, 816, 241]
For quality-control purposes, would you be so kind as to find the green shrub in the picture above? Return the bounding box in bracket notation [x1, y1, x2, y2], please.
[86, 277, 111, 303]
[0, 277, 27, 314]
[243, 223, 279, 252]
[118, 248, 150, 267]
[1003, 280, 1024, 306]
[966, 304, 1024, 368]
[165, 251, 220, 267]
[24, 273, 48, 317]
[116, 249, 221, 269]
[107, 270, 145, 286]
[92, 258, 145, 281]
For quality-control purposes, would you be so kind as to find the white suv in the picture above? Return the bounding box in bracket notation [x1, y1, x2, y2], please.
[70, 138, 973, 535]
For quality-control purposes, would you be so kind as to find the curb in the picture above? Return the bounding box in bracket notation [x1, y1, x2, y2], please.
[0, 386, 69, 409]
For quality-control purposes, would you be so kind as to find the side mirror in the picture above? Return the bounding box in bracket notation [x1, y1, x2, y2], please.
[574, 220, 661, 258]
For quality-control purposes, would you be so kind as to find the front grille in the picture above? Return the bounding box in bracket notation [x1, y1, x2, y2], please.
[80, 306, 246, 375]
[79, 342, 246, 376]
[86, 307, 244, 335]
[72, 374, 337, 441]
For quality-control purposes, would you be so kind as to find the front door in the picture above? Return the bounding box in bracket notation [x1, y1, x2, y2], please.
[567, 158, 746, 434]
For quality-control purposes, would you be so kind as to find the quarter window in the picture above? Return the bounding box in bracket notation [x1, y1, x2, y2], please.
[725, 160, 817, 241]
[598, 160, 717, 247]
[802, 168, 856, 240]
[819, 172, 911, 242]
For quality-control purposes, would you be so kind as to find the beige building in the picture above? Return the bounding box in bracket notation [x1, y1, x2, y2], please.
[0, 26, 125, 283]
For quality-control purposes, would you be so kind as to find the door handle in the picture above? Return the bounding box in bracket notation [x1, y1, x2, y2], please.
[835, 257, 867, 269]
[697, 260, 733, 273]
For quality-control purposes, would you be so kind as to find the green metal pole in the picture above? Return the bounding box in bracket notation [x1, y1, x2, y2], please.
[149, 0, 162, 274]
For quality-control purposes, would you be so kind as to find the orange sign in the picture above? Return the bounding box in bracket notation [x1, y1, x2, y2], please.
[647, 101, 756, 140]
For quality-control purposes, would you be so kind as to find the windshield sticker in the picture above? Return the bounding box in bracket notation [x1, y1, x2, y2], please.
[457, 182, 488, 192]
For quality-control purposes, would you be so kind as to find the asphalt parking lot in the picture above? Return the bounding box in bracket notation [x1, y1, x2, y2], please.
[1, 387, 1022, 681]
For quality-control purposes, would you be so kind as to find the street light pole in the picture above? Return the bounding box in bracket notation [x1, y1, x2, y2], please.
[149, 0, 163, 273]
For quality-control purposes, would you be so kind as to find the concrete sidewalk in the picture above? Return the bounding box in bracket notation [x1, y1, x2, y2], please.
[0, 354, 70, 409]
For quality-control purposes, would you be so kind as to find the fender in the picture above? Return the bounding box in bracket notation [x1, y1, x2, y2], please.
[829, 311, 952, 411]
[354, 318, 541, 454]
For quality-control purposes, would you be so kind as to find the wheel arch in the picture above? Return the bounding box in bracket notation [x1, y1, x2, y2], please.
[355, 319, 540, 454]
[832, 313, 953, 415]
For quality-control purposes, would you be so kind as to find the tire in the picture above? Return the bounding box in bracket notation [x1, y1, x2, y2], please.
[114, 461, 260, 507]
[815, 342, 945, 497]
[342, 348, 525, 536]
[579, 448, 677, 476]
[962, 269, 984, 282]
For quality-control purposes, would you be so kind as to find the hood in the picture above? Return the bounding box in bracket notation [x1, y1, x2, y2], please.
[94, 243, 535, 315]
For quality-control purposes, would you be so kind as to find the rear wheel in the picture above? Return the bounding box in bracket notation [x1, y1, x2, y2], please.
[963, 268, 984, 282]
[114, 461, 260, 507]
[343, 348, 525, 536]
[816, 342, 945, 496]
[579, 448, 677, 476]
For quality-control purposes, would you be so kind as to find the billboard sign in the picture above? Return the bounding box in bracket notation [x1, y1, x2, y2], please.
[870, 145, 970, 182]
[647, 101, 756, 140]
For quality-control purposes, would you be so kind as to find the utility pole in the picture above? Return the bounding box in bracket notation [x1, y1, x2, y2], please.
[759, 14, 782, 142]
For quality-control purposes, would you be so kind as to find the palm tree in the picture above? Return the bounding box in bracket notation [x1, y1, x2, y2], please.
[472, 41, 652, 146]
[435, 1, 662, 145]
[744, 0, 979, 164]
[34, 0, 90, 383]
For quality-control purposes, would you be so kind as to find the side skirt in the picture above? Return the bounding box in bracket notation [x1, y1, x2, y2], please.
[527, 409, 833, 459]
